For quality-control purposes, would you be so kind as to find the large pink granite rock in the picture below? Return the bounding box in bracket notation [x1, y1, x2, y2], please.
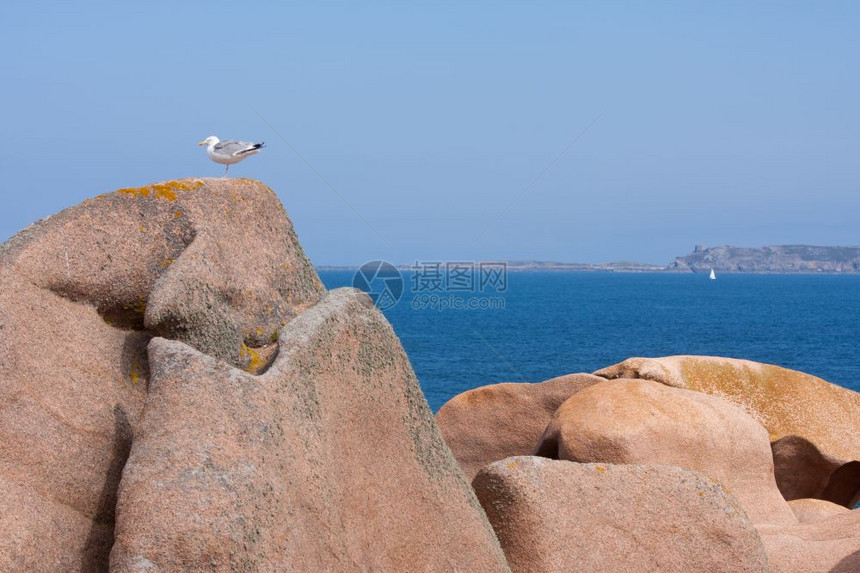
[110, 289, 509, 571]
[595, 356, 860, 506]
[435, 373, 604, 479]
[535, 378, 796, 526]
[0, 179, 323, 570]
[473, 457, 768, 573]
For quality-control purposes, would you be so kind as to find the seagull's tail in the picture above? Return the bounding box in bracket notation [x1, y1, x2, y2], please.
[238, 142, 265, 155]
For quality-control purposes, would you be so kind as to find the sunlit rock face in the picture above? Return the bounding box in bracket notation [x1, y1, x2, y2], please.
[111, 289, 508, 572]
[473, 457, 769, 573]
[595, 355, 860, 507]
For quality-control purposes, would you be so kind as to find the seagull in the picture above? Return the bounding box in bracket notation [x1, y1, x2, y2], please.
[198, 136, 265, 176]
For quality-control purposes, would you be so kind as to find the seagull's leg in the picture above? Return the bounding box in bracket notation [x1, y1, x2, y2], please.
[225, 164, 230, 178]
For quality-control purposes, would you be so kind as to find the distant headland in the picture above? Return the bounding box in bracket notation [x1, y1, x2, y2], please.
[317, 245, 860, 274]
[669, 244, 860, 274]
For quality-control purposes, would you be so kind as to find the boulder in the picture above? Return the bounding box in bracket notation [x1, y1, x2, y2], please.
[535, 378, 796, 526]
[758, 510, 860, 572]
[787, 498, 849, 523]
[435, 373, 604, 479]
[0, 179, 323, 570]
[111, 289, 509, 571]
[473, 457, 768, 573]
[595, 356, 860, 506]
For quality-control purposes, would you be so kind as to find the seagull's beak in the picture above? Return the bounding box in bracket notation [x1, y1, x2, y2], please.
[198, 141, 207, 146]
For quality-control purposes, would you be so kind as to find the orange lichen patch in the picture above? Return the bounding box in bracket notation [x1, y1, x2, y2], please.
[506, 459, 521, 469]
[118, 187, 151, 198]
[138, 224, 145, 232]
[173, 210, 183, 218]
[240, 343, 264, 373]
[256, 326, 263, 336]
[677, 358, 840, 441]
[160, 258, 174, 269]
[129, 361, 141, 384]
[595, 466, 606, 473]
[678, 359, 777, 428]
[117, 180, 204, 202]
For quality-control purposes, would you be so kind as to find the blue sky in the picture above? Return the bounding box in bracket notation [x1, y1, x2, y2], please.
[2, 2, 858, 265]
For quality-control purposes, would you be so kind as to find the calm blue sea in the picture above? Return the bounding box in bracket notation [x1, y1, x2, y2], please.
[319, 271, 860, 412]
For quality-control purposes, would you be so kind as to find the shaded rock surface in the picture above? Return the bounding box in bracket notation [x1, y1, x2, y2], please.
[473, 457, 768, 573]
[771, 435, 860, 507]
[595, 355, 860, 506]
[535, 378, 796, 526]
[111, 289, 508, 571]
[435, 373, 604, 480]
[0, 179, 323, 570]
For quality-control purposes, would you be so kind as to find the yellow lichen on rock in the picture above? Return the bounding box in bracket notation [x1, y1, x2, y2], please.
[117, 180, 203, 202]
[240, 343, 264, 374]
[129, 361, 141, 384]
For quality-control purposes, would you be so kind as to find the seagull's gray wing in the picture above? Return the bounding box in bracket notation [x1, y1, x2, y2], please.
[213, 140, 263, 157]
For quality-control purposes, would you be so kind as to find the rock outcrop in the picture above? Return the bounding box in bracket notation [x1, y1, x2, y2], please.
[6, 177, 859, 571]
[670, 244, 860, 273]
[535, 378, 796, 526]
[473, 457, 768, 573]
[0, 178, 323, 570]
[435, 373, 604, 480]
[2, 179, 507, 571]
[595, 355, 860, 507]
[111, 289, 508, 571]
[435, 357, 859, 571]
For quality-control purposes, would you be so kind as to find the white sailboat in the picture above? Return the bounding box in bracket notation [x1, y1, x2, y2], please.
[709, 268, 716, 280]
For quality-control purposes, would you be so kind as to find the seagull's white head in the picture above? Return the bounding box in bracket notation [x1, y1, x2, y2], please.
[198, 136, 219, 147]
